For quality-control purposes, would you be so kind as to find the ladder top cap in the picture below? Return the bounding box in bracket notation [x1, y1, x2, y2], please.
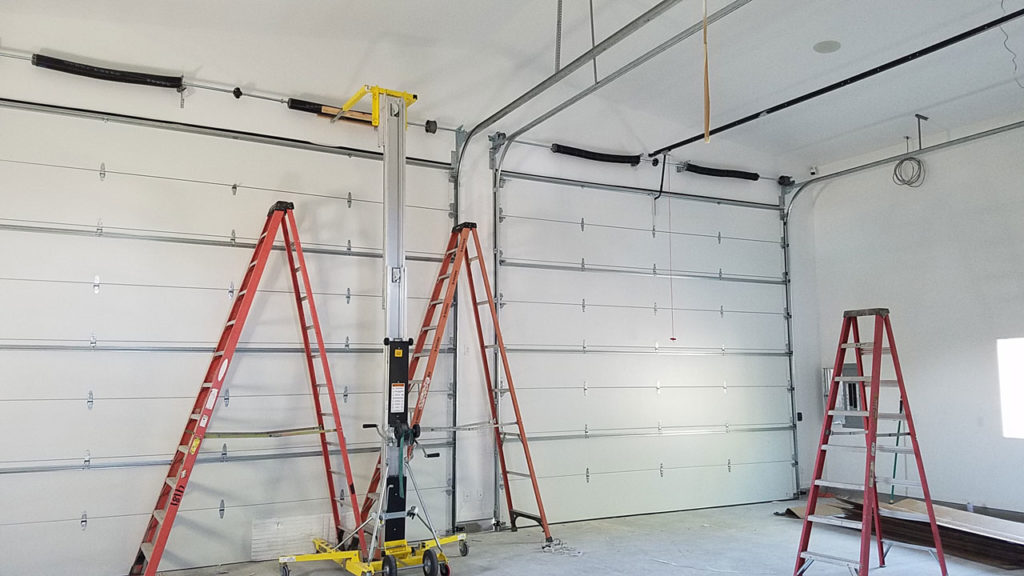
[844, 307, 890, 317]
[452, 222, 477, 232]
[269, 200, 295, 215]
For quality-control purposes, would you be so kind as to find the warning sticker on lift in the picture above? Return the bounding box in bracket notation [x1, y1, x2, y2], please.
[390, 383, 405, 413]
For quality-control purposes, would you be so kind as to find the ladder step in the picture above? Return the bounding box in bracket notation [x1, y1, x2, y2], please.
[814, 479, 863, 491]
[165, 476, 177, 488]
[833, 376, 899, 386]
[840, 342, 891, 353]
[414, 352, 431, 358]
[800, 551, 859, 570]
[140, 542, 155, 560]
[807, 514, 863, 530]
[238, 289, 247, 297]
[153, 509, 166, 524]
[828, 410, 906, 420]
[300, 294, 309, 302]
[877, 445, 915, 454]
[202, 380, 213, 388]
[506, 470, 531, 478]
[248, 260, 258, 269]
[476, 300, 490, 306]
[225, 320, 236, 327]
[177, 444, 188, 454]
[428, 299, 444, 307]
[305, 324, 315, 331]
[437, 273, 452, 281]
[213, 351, 225, 357]
[189, 411, 201, 420]
[294, 265, 302, 273]
[421, 325, 439, 332]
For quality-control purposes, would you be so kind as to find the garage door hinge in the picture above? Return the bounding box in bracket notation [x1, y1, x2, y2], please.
[90, 333, 97, 349]
[727, 458, 732, 473]
[99, 162, 105, 181]
[656, 380, 662, 394]
[346, 287, 352, 304]
[584, 424, 589, 438]
[222, 388, 230, 407]
[230, 229, 236, 245]
[657, 421, 662, 433]
[582, 381, 588, 396]
[581, 339, 587, 353]
[580, 257, 586, 270]
[83, 450, 91, 469]
[221, 443, 228, 462]
[81, 511, 88, 530]
[231, 183, 238, 196]
[659, 463, 664, 478]
[95, 219, 103, 237]
[228, 281, 235, 300]
[580, 217, 585, 232]
[723, 380, 728, 394]
[498, 207, 505, 223]
[585, 467, 590, 483]
[343, 385, 349, 403]
[581, 298, 586, 313]
[219, 499, 225, 519]
[87, 391, 94, 410]
[93, 275, 101, 294]
[347, 191, 353, 208]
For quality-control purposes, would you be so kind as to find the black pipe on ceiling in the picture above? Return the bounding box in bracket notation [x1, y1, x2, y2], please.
[31, 54, 183, 89]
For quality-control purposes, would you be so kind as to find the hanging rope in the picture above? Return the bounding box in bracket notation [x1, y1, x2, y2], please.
[702, 0, 710, 142]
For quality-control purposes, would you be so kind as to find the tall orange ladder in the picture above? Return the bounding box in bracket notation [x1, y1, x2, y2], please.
[794, 308, 946, 575]
[359, 222, 553, 542]
[129, 201, 365, 576]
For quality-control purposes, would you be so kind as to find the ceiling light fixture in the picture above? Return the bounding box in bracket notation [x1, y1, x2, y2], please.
[813, 40, 842, 54]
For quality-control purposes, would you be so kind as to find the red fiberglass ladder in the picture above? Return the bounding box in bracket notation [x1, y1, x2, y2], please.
[359, 222, 553, 542]
[794, 308, 947, 576]
[129, 201, 365, 576]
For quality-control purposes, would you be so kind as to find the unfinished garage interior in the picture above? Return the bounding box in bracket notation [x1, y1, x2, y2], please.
[2, 1, 1024, 575]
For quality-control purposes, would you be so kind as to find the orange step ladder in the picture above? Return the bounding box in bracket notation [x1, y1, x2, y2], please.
[794, 308, 947, 575]
[129, 201, 365, 576]
[360, 222, 553, 542]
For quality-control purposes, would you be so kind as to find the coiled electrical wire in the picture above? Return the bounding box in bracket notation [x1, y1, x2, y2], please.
[892, 156, 925, 187]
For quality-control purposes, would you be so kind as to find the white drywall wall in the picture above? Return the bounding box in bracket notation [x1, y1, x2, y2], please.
[789, 126, 1024, 512]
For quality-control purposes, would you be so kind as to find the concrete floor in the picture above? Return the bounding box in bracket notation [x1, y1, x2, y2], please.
[167, 500, 1024, 576]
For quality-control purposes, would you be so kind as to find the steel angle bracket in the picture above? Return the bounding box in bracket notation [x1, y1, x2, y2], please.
[335, 85, 418, 127]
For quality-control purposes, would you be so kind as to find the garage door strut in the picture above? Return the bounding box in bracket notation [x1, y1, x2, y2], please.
[129, 201, 366, 576]
[794, 309, 946, 576]
[360, 222, 553, 542]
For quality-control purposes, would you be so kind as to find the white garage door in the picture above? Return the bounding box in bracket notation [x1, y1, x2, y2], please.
[0, 103, 456, 574]
[495, 169, 797, 524]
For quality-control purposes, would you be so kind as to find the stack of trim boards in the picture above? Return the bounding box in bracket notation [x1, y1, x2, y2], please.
[786, 498, 1024, 569]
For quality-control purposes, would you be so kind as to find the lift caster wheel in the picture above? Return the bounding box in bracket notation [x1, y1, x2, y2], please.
[383, 554, 398, 576]
[422, 548, 439, 576]
[439, 562, 451, 576]
[280, 563, 290, 576]
[458, 540, 469, 557]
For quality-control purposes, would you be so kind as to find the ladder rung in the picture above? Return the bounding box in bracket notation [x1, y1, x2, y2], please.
[833, 376, 899, 386]
[305, 324, 315, 331]
[437, 273, 452, 281]
[828, 410, 906, 421]
[153, 509, 166, 523]
[883, 539, 935, 552]
[506, 470, 531, 478]
[877, 445, 915, 454]
[177, 444, 188, 454]
[476, 300, 490, 306]
[821, 443, 863, 452]
[814, 479, 862, 491]
[445, 248, 457, 256]
[141, 543, 155, 560]
[259, 232, 268, 240]
[807, 514, 862, 530]
[421, 325, 439, 332]
[189, 411, 201, 420]
[225, 320, 236, 327]
[248, 260, 258, 268]
[800, 551, 859, 570]
[300, 294, 309, 302]
[319, 412, 335, 417]
[294, 265, 302, 273]
[877, 477, 921, 488]
[841, 342, 891, 353]
[165, 476, 177, 488]
[428, 299, 444, 307]
[202, 380, 213, 388]
[414, 352, 432, 358]
[469, 256, 479, 262]
[237, 289, 247, 297]
[213, 351, 225, 357]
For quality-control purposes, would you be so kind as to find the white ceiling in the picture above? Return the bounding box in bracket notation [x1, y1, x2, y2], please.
[2, 0, 1024, 174]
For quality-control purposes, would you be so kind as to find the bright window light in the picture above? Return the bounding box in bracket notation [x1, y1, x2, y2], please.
[998, 338, 1024, 439]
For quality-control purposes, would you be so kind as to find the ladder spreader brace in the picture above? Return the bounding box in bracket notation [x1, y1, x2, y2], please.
[794, 308, 947, 576]
[360, 222, 554, 542]
[129, 202, 366, 576]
